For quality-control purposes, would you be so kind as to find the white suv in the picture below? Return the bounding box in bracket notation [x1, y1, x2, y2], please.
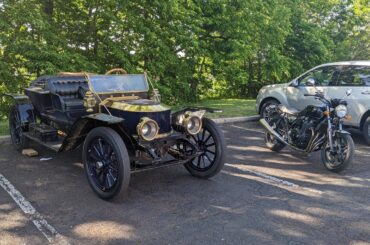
[256, 61, 370, 144]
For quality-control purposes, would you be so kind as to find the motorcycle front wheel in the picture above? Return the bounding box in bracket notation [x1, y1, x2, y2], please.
[321, 134, 354, 173]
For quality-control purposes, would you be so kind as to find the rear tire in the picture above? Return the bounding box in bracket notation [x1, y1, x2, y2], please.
[321, 134, 354, 173]
[362, 116, 370, 145]
[9, 106, 28, 151]
[264, 131, 285, 152]
[83, 127, 131, 200]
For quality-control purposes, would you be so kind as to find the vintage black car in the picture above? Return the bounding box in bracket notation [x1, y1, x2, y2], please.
[6, 68, 226, 199]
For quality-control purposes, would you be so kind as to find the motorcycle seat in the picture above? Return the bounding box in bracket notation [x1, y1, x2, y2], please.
[278, 105, 299, 116]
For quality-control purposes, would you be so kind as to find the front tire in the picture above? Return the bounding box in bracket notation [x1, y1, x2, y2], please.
[83, 127, 130, 200]
[362, 116, 370, 145]
[321, 134, 354, 173]
[184, 118, 226, 178]
[260, 99, 280, 120]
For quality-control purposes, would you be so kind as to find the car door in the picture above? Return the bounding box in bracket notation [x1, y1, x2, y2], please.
[286, 66, 337, 111]
[328, 65, 370, 127]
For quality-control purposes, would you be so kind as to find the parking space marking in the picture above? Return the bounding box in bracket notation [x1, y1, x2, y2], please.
[231, 124, 265, 134]
[225, 164, 323, 195]
[0, 173, 69, 244]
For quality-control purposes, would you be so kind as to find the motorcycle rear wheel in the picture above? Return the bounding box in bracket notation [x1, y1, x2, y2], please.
[321, 134, 354, 173]
[264, 131, 285, 152]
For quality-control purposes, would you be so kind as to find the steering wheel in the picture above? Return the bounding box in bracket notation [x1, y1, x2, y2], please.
[105, 68, 128, 75]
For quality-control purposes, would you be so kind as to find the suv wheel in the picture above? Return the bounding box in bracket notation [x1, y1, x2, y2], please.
[260, 99, 280, 120]
[363, 116, 370, 145]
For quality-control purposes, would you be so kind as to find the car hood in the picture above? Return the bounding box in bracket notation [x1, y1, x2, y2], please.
[263, 82, 289, 89]
[259, 82, 289, 94]
[105, 99, 170, 113]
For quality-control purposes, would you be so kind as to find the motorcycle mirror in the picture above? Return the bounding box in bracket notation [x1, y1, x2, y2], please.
[305, 78, 316, 87]
[346, 89, 352, 97]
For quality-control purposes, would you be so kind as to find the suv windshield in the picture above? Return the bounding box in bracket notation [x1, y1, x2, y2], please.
[89, 74, 149, 93]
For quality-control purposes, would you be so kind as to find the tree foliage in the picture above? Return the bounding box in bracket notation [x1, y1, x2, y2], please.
[0, 0, 369, 111]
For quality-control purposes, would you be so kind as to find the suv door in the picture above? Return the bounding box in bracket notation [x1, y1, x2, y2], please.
[329, 65, 370, 127]
[286, 66, 338, 111]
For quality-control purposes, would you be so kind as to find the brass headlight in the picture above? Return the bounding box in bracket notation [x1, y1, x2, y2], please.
[137, 117, 159, 141]
[183, 114, 202, 135]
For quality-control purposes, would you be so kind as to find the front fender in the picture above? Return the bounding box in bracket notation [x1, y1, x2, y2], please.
[60, 114, 136, 152]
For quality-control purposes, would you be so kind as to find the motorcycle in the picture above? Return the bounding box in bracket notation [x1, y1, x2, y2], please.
[260, 79, 354, 172]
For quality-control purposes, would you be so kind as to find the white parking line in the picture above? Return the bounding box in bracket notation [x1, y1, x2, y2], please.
[0, 173, 69, 244]
[231, 124, 265, 134]
[225, 164, 323, 194]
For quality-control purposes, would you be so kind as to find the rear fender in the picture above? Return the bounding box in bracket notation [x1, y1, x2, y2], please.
[3, 94, 36, 126]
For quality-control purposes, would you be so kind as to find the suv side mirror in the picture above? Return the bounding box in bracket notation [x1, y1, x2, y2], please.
[305, 78, 316, 87]
[290, 80, 299, 87]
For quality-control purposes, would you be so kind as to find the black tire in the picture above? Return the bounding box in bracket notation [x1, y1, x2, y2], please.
[184, 117, 226, 178]
[9, 106, 28, 151]
[264, 131, 285, 152]
[362, 117, 370, 145]
[83, 127, 131, 200]
[260, 99, 280, 119]
[321, 134, 354, 173]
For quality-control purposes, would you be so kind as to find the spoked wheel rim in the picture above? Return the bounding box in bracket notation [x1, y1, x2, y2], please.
[9, 109, 23, 146]
[86, 137, 119, 191]
[189, 128, 217, 171]
[324, 137, 349, 168]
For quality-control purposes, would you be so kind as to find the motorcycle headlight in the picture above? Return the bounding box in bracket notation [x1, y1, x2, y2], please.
[183, 114, 202, 135]
[137, 117, 159, 141]
[335, 105, 347, 118]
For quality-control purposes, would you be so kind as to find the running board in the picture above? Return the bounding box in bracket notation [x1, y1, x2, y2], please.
[131, 158, 190, 173]
[23, 132, 63, 152]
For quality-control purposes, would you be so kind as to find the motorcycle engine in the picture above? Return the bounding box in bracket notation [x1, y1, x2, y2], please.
[288, 117, 314, 149]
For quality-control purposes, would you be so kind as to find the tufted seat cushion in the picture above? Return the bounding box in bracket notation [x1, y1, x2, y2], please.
[48, 77, 88, 113]
[63, 98, 84, 111]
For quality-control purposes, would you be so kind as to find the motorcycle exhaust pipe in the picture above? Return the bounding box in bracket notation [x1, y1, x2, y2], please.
[259, 119, 287, 145]
[260, 118, 313, 153]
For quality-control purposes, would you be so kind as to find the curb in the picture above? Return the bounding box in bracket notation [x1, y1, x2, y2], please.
[0, 115, 259, 144]
[0, 135, 10, 145]
[212, 115, 259, 124]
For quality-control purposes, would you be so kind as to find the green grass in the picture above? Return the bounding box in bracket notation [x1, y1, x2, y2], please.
[0, 99, 257, 135]
[175, 98, 257, 119]
[0, 120, 8, 136]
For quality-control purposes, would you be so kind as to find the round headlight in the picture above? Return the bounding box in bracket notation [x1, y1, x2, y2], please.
[335, 105, 347, 118]
[183, 115, 202, 135]
[137, 117, 159, 141]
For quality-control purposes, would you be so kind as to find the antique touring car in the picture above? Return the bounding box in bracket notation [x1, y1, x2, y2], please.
[6, 68, 226, 199]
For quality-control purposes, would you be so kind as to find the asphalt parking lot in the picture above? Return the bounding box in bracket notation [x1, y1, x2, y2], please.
[1, 121, 370, 245]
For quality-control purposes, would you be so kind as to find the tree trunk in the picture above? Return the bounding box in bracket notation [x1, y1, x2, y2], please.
[43, 0, 54, 22]
[247, 58, 254, 98]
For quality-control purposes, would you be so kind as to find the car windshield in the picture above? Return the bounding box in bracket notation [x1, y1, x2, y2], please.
[89, 74, 149, 93]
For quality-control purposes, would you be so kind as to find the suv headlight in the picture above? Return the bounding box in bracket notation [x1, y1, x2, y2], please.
[137, 117, 159, 141]
[335, 105, 347, 118]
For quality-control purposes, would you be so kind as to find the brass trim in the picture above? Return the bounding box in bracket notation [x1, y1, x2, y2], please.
[108, 101, 170, 112]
